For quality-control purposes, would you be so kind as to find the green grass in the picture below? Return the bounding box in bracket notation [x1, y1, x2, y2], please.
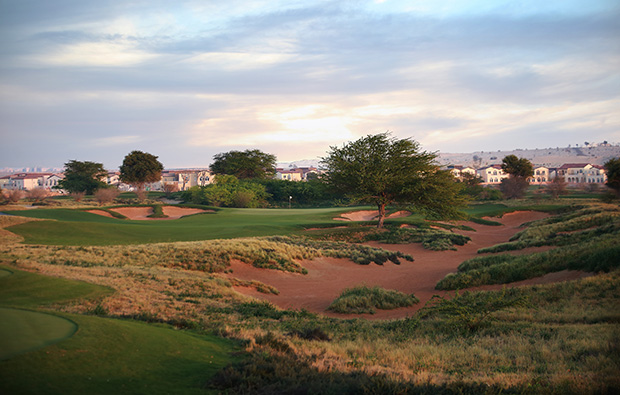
[2, 207, 369, 245]
[0, 313, 238, 395]
[0, 266, 239, 394]
[0, 265, 112, 308]
[0, 307, 78, 360]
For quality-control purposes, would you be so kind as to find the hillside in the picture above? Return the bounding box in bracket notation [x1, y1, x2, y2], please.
[437, 145, 620, 168]
[281, 145, 620, 170]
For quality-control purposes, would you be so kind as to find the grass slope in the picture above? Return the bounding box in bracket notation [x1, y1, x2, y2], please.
[3, 207, 365, 245]
[0, 266, 238, 394]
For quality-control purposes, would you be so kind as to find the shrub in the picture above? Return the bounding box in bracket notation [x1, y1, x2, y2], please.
[3, 189, 24, 203]
[70, 191, 86, 202]
[27, 188, 50, 203]
[327, 284, 419, 314]
[162, 182, 178, 198]
[94, 187, 120, 205]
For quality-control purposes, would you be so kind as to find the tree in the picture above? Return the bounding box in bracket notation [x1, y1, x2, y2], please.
[500, 155, 534, 199]
[605, 157, 620, 197]
[501, 155, 534, 179]
[94, 187, 120, 205]
[321, 132, 466, 228]
[546, 176, 567, 199]
[119, 151, 164, 200]
[27, 187, 50, 203]
[210, 149, 276, 180]
[57, 160, 107, 195]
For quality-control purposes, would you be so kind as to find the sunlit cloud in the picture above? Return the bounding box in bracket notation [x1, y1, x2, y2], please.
[0, 0, 618, 168]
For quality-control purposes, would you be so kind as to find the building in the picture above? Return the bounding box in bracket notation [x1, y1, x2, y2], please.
[447, 165, 477, 180]
[557, 163, 607, 184]
[477, 165, 509, 184]
[528, 166, 549, 184]
[1, 173, 59, 190]
[275, 169, 303, 181]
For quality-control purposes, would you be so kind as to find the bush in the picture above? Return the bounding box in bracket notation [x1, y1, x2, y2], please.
[70, 191, 86, 202]
[27, 188, 50, 203]
[94, 188, 120, 205]
[3, 189, 24, 203]
[327, 284, 419, 314]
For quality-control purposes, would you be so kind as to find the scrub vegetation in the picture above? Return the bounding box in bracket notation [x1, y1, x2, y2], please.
[1, 200, 619, 393]
[437, 204, 620, 290]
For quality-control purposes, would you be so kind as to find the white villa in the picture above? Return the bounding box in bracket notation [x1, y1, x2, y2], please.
[275, 167, 320, 181]
[556, 163, 607, 184]
[528, 166, 550, 184]
[477, 165, 509, 184]
[0, 173, 63, 191]
[447, 165, 477, 180]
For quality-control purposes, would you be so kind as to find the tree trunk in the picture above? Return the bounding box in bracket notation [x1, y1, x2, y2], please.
[377, 203, 386, 229]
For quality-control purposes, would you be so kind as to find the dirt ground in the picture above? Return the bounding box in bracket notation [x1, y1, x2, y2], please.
[87, 206, 210, 220]
[335, 210, 411, 221]
[227, 211, 593, 319]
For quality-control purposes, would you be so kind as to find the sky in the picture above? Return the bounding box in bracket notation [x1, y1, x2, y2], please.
[1, 0, 618, 170]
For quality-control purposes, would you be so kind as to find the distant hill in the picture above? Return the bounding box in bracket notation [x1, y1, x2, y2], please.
[281, 144, 620, 171]
[438, 145, 620, 169]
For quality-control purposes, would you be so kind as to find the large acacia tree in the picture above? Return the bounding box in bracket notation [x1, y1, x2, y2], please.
[57, 160, 107, 195]
[119, 150, 163, 198]
[210, 149, 276, 180]
[321, 133, 466, 228]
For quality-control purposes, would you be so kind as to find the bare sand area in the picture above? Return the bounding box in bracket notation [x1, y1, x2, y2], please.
[87, 206, 210, 220]
[335, 210, 411, 221]
[227, 211, 593, 319]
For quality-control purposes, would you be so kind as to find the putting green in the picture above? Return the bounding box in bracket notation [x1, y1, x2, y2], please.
[0, 307, 77, 360]
[0, 269, 12, 278]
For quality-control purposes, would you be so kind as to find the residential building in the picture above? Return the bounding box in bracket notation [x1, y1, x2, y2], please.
[557, 163, 607, 184]
[477, 165, 509, 184]
[528, 166, 549, 184]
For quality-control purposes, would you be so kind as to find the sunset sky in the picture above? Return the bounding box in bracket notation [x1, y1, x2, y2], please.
[1, 0, 618, 169]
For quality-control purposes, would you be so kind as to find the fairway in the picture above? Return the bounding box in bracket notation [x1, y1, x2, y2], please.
[0, 266, 239, 394]
[0, 307, 77, 360]
[2, 206, 375, 245]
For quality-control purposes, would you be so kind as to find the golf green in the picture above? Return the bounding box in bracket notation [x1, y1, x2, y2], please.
[0, 307, 77, 360]
[0, 269, 12, 278]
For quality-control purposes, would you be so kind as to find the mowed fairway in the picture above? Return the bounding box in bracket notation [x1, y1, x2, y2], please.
[0, 266, 239, 394]
[3, 207, 362, 245]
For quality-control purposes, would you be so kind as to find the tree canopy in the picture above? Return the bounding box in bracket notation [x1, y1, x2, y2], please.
[321, 132, 466, 228]
[500, 155, 534, 199]
[501, 155, 534, 179]
[210, 149, 276, 180]
[119, 150, 164, 192]
[57, 160, 108, 194]
[604, 157, 620, 196]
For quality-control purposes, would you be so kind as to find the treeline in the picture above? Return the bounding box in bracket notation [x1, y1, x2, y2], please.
[180, 176, 342, 208]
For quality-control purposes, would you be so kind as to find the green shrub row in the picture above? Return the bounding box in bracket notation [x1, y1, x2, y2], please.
[365, 227, 471, 251]
[437, 234, 620, 290]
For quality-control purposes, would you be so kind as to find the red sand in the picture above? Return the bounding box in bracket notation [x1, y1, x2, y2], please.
[88, 206, 210, 220]
[227, 211, 593, 319]
[335, 210, 411, 221]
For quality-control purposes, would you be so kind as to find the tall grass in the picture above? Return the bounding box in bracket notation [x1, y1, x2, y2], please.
[327, 284, 419, 314]
[437, 234, 620, 290]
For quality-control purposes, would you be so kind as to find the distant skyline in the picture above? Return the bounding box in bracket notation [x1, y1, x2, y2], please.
[1, 0, 618, 170]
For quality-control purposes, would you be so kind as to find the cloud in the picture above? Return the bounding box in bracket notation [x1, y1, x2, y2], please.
[0, 0, 618, 168]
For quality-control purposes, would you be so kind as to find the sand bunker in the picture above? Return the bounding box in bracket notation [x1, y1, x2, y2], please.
[87, 206, 210, 220]
[335, 210, 411, 221]
[227, 211, 593, 319]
